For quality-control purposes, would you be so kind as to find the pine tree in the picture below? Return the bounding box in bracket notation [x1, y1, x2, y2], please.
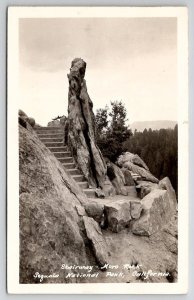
[96, 101, 132, 162]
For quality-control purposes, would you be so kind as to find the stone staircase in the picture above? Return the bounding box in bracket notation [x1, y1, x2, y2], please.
[34, 126, 96, 198]
[130, 172, 147, 182]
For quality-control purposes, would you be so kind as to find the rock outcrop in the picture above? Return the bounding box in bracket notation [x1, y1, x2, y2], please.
[84, 201, 104, 224]
[159, 177, 177, 210]
[19, 124, 93, 283]
[132, 189, 177, 236]
[67, 58, 107, 189]
[136, 180, 158, 199]
[47, 116, 67, 127]
[104, 200, 132, 233]
[47, 119, 61, 127]
[121, 168, 135, 186]
[117, 152, 149, 171]
[107, 161, 128, 195]
[130, 200, 143, 219]
[101, 178, 116, 197]
[162, 215, 178, 254]
[83, 216, 108, 267]
[103, 199, 143, 233]
[117, 152, 159, 183]
[19, 109, 35, 129]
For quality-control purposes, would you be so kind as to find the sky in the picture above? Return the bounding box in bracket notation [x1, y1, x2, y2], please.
[19, 18, 177, 126]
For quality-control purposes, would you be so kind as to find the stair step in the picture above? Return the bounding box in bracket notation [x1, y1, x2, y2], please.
[40, 138, 63, 143]
[83, 188, 96, 198]
[78, 181, 89, 189]
[45, 142, 64, 147]
[67, 168, 81, 176]
[58, 157, 73, 163]
[35, 126, 62, 131]
[132, 175, 142, 180]
[63, 162, 76, 169]
[35, 126, 95, 198]
[38, 133, 64, 139]
[35, 129, 63, 135]
[48, 146, 68, 152]
[53, 152, 71, 158]
[72, 174, 85, 182]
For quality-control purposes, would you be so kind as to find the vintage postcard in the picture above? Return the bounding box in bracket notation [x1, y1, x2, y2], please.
[7, 6, 188, 294]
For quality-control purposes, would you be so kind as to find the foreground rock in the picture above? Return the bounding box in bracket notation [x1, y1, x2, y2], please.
[130, 200, 143, 219]
[84, 201, 104, 224]
[67, 58, 106, 189]
[83, 216, 108, 267]
[117, 152, 159, 183]
[104, 200, 131, 232]
[107, 161, 128, 195]
[136, 180, 158, 199]
[132, 189, 176, 236]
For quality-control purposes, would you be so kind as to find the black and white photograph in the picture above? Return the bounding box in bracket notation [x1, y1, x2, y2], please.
[7, 7, 188, 294]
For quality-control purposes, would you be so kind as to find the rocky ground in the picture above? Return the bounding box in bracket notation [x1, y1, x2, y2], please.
[81, 194, 177, 284]
[19, 121, 178, 284]
[87, 224, 177, 283]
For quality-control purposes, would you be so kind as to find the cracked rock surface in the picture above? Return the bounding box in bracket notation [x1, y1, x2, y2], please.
[67, 58, 107, 188]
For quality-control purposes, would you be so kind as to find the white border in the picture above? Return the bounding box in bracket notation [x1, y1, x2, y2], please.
[7, 6, 188, 294]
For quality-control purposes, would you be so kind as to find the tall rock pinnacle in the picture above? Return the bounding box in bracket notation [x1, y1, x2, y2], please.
[67, 58, 106, 188]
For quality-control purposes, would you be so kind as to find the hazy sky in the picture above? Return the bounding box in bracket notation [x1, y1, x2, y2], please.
[19, 18, 177, 126]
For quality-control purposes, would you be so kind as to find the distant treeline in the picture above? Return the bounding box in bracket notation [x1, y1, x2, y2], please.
[124, 126, 178, 193]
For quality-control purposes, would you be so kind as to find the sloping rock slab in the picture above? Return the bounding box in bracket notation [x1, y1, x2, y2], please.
[121, 161, 159, 183]
[104, 200, 131, 233]
[159, 177, 177, 210]
[83, 216, 108, 267]
[19, 125, 90, 283]
[132, 189, 176, 236]
[117, 152, 149, 171]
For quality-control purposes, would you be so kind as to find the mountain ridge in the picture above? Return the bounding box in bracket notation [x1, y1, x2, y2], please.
[130, 120, 177, 132]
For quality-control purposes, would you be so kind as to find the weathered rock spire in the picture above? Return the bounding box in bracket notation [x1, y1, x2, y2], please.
[67, 58, 106, 188]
